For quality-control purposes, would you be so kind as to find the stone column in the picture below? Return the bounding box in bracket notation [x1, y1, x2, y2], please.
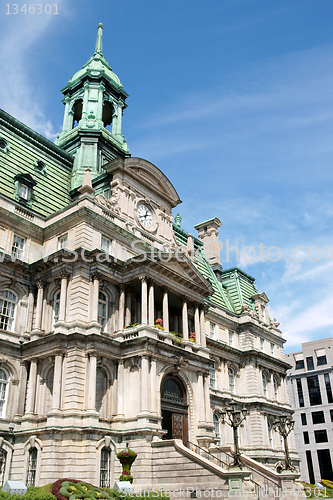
[52, 355, 63, 411]
[125, 290, 132, 326]
[162, 287, 169, 332]
[26, 286, 34, 332]
[204, 374, 212, 423]
[194, 304, 200, 345]
[148, 281, 155, 327]
[150, 357, 157, 413]
[141, 355, 149, 412]
[87, 354, 97, 411]
[58, 272, 68, 322]
[97, 84, 105, 122]
[200, 308, 206, 348]
[140, 277, 148, 324]
[118, 285, 125, 330]
[16, 362, 28, 416]
[197, 372, 205, 423]
[91, 274, 100, 323]
[82, 83, 90, 120]
[115, 101, 123, 135]
[62, 96, 71, 131]
[26, 359, 38, 414]
[117, 360, 124, 415]
[34, 282, 44, 330]
[182, 298, 189, 341]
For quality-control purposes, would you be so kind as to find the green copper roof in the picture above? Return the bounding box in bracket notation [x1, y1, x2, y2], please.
[173, 223, 260, 314]
[67, 23, 123, 90]
[0, 109, 72, 217]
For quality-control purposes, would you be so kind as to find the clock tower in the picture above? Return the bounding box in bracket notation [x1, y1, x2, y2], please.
[55, 23, 130, 189]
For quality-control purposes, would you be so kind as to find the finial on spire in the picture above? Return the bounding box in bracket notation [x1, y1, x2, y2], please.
[78, 168, 96, 197]
[94, 23, 103, 55]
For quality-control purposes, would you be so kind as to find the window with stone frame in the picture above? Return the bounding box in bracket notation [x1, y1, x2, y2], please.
[0, 289, 18, 332]
[0, 449, 6, 486]
[210, 361, 216, 389]
[100, 447, 111, 487]
[213, 413, 221, 443]
[209, 322, 215, 339]
[0, 369, 9, 418]
[53, 291, 61, 325]
[101, 235, 111, 254]
[14, 173, 36, 206]
[267, 419, 273, 447]
[26, 447, 37, 486]
[98, 291, 108, 331]
[273, 376, 279, 400]
[228, 367, 235, 393]
[58, 234, 68, 250]
[229, 331, 234, 347]
[262, 372, 268, 398]
[11, 234, 26, 260]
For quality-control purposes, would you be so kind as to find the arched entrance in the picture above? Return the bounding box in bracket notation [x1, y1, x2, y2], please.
[161, 376, 188, 445]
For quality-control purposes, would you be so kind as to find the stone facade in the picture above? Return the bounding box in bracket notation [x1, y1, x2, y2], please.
[0, 24, 298, 494]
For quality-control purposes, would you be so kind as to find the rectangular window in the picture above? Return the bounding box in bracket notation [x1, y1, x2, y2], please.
[260, 338, 264, 352]
[312, 411, 325, 424]
[325, 373, 333, 404]
[19, 184, 28, 199]
[229, 331, 234, 347]
[307, 375, 322, 406]
[296, 360, 305, 370]
[296, 378, 305, 407]
[271, 343, 275, 356]
[11, 234, 26, 260]
[101, 235, 111, 253]
[303, 431, 309, 444]
[314, 430, 328, 443]
[316, 348, 327, 366]
[317, 450, 333, 482]
[209, 322, 215, 339]
[330, 409, 333, 422]
[301, 413, 307, 425]
[58, 234, 68, 250]
[306, 451, 315, 485]
[306, 357, 314, 371]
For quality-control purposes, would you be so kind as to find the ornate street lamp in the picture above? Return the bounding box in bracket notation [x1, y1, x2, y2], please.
[272, 414, 296, 472]
[221, 400, 248, 469]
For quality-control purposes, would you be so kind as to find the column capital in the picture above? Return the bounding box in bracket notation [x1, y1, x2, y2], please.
[161, 285, 169, 293]
[181, 295, 189, 304]
[92, 272, 101, 282]
[36, 281, 44, 290]
[148, 278, 156, 287]
[119, 283, 126, 292]
[59, 270, 69, 280]
[139, 275, 147, 284]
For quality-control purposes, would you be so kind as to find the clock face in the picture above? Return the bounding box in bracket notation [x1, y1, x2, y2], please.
[137, 204, 153, 228]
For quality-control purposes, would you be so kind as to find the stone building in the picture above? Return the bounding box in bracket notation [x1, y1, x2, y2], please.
[0, 23, 298, 495]
[286, 338, 333, 484]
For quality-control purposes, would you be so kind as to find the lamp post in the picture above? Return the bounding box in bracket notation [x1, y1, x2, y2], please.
[272, 414, 296, 472]
[221, 400, 248, 469]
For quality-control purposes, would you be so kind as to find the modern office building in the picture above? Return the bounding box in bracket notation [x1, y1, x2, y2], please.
[286, 338, 333, 484]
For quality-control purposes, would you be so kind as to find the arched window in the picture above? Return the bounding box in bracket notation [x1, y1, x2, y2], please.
[53, 291, 60, 324]
[213, 413, 220, 443]
[0, 138, 10, 153]
[26, 447, 37, 486]
[98, 291, 108, 331]
[73, 99, 83, 128]
[100, 447, 111, 487]
[273, 377, 278, 400]
[228, 367, 235, 394]
[0, 290, 18, 332]
[268, 419, 273, 447]
[0, 449, 7, 486]
[96, 368, 107, 416]
[45, 368, 54, 414]
[262, 373, 268, 398]
[0, 368, 9, 418]
[102, 101, 113, 130]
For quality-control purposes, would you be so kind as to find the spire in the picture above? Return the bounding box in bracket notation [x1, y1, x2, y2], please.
[94, 23, 103, 55]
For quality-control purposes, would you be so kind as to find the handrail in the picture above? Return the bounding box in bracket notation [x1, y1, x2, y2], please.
[186, 441, 229, 469]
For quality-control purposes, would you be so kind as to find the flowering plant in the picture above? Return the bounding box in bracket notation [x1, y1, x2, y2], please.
[124, 323, 139, 329]
[116, 448, 137, 484]
[189, 332, 196, 342]
[154, 318, 164, 330]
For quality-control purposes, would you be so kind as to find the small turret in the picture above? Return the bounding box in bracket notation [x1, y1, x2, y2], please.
[194, 217, 222, 267]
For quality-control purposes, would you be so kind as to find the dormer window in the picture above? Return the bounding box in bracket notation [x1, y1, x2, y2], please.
[0, 138, 10, 153]
[34, 160, 47, 175]
[14, 173, 36, 207]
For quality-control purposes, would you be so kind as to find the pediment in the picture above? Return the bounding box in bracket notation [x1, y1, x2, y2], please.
[251, 292, 269, 303]
[103, 157, 181, 208]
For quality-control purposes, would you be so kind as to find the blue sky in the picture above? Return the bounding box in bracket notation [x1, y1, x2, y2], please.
[1, 0, 333, 352]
